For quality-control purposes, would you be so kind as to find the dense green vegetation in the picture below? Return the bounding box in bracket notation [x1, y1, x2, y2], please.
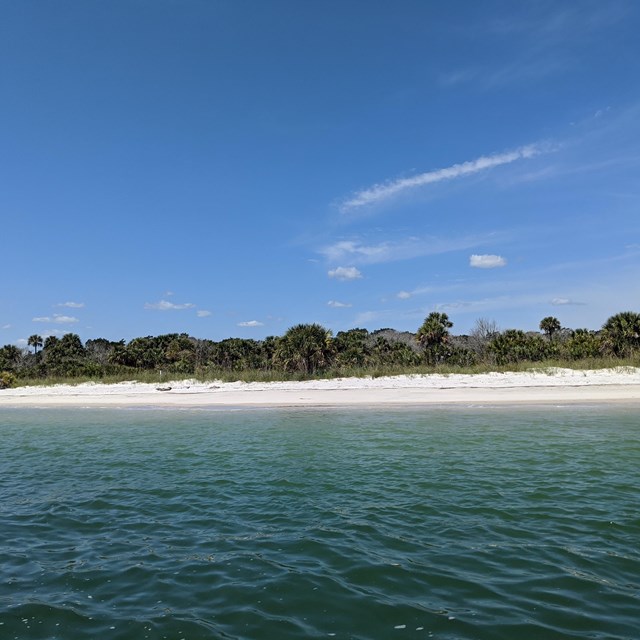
[1, 311, 639, 388]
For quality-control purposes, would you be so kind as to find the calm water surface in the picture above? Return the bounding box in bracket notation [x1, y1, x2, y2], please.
[1, 406, 639, 639]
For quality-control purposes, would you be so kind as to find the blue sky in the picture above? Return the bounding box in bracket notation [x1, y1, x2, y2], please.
[2, 0, 639, 347]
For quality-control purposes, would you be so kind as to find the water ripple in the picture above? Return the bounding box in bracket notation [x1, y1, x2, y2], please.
[1, 406, 639, 639]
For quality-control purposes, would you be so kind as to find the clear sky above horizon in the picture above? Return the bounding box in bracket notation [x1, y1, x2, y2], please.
[2, 0, 640, 347]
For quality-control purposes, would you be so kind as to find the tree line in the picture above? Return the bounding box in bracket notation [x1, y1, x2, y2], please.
[1, 311, 639, 388]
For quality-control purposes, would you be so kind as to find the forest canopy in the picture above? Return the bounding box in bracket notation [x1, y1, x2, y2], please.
[1, 311, 639, 387]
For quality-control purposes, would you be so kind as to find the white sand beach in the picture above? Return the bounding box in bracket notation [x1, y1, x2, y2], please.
[1, 368, 640, 408]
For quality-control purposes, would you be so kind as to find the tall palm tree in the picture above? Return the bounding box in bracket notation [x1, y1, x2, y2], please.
[28, 334, 43, 355]
[416, 312, 454, 366]
[417, 312, 453, 348]
[539, 316, 561, 340]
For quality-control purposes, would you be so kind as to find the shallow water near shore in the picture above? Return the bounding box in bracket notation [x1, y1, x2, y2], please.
[1, 406, 639, 639]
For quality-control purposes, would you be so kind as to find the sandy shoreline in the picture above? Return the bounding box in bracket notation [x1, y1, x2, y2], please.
[1, 368, 640, 408]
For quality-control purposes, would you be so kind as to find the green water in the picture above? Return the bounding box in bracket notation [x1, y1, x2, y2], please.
[1, 406, 639, 639]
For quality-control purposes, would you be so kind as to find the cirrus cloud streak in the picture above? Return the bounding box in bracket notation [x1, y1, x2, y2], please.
[322, 234, 500, 266]
[341, 143, 546, 211]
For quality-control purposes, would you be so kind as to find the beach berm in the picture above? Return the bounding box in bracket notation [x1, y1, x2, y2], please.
[1, 368, 639, 407]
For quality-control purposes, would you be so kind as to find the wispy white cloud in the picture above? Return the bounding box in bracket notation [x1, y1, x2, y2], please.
[53, 315, 79, 324]
[33, 314, 79, 324]
[56, 301, 85, 308]
[144, 300, 195, 311]
[197, 310, 212, 317]
[353, 308, 424, 326]
[470, 254, 507, 268]
[444, 57, 569, 90]
[483, 4, 626, 40]
[328, 300, 352, 308]
[321, 234, 499, 266]
[500, 151, 640, 188]
[551, 297, 585, 306]
[443, 5, 628, 90]
[396, 283, 454, 300]
[340, 144, 545, 211]
[1, 323, 10, 329]
[502, 165, 561, 185]
[322, 240, 387, 263]
[328, 266, 363, 280]
[434, 301, 475, 311]
[432, 293, 547, 316]
[353, 310, 389, 325]
[238, 320, 264, 327]
[340, 244, 639, 333]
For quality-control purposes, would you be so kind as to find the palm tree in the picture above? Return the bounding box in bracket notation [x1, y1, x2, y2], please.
[539, 316, 561, 340]
[417, 312, 453, 348]
[416, 312, 454, 365]
[275, 324, 334, 375]
[28, 334, 43, 355]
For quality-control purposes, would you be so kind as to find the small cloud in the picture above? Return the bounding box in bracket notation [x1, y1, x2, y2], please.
[56, 301, 85, 308]
[322, 240, 387, 263]
[144, 300, 196, 311]
[16, 338, 28, 346]
[53, 315, 79, 324]
[470, 254, 507, 269]
[328, 300, 352, 308]
[397, 291, 412, 299]
[197, 310, 212, 317]
[238, 320, 264, 327]
[551, 297, 585, 306]
[1, 324, 10, 329]
[33, 314, 79, 324]
[164, 291, 175, 297]
[328, 266, 363, 280]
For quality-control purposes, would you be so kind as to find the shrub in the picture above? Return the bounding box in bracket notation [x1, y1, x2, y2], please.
[488, 330, 554, 365]
[601, 311, 640, 358]
[0, 370, 17, 389]
[563, 329, 601, 360]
